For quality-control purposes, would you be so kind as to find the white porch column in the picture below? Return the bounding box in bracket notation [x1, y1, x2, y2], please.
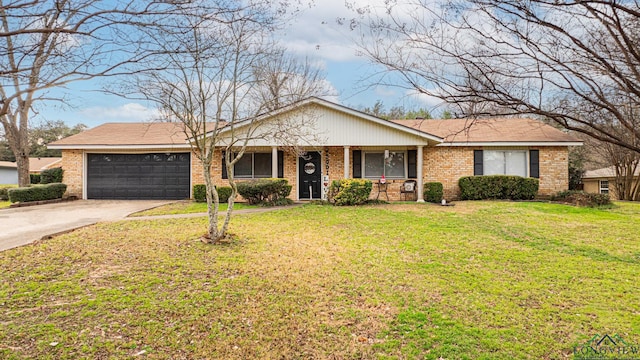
[271, 146, 278, 178]
[343, 146, 350, 178]
[417, 145, 425, 202]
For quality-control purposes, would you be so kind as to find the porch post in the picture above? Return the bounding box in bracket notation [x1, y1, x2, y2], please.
[271, 146, 278, 178]
[343, 146, 350, 178]
[417, 145, 425, 202]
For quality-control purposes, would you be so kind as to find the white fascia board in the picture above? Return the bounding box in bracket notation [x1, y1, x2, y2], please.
[438, 141, 584, 147]
[205, 97, 444, 144]
[47, 144, 193, 150]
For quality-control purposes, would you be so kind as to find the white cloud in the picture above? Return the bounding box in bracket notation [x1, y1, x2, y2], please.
[281, 0, 398, 62]
[404, 89, 446, 110]
[79, 103, 160, 123]
[374, 86, 398, 98]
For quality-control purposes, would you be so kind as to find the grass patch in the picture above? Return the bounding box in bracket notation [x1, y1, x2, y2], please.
[129, 200, 255, 216]
[1, 201, 639, 359]
[0, 201, 11, 209]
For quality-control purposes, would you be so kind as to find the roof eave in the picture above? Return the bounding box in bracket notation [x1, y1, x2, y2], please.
[47, 144, 193, 150]
[438, 141, 584, 147]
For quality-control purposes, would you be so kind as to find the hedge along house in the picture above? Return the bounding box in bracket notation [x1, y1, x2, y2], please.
[49, 97, 581, 201]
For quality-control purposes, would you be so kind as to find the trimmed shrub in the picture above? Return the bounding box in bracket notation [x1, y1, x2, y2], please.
[0, 186, 14, 201]
[40, 167, 63, 184]
[30, 173, 41, 184]
[193, 184, 234, 203]
[551, 190, 611, 207]
[424, 182, 443, 203]
[237, 178, 292, 206]
[459, 175, 539, 200]
[193, 184, 206, 202]
[217, 187, 232, 203]
[328, 179, 373, 206]
[7, 183, 67, 203]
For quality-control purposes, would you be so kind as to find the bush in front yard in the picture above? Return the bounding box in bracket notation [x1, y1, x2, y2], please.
[459, 175, 539, 200]
[423, 182, 443, 203]
[237, 179, 292, 206]
[217, 187, 232, 203]
[7, 183, 67, 203]
[550, 190, 611, 207]
[0, 185, 15, 200]
[30, 174, 41, 184]
[328, 179, 372, 206]
[40, 167, 63, 184]
[193, 184, 206, 202]
[193, 184, 234, 203]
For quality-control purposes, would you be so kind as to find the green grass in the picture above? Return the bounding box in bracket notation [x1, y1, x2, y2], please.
[1, 201, 639, 359]
[129, 200, 256, 216]
[0, 201, 10, 208]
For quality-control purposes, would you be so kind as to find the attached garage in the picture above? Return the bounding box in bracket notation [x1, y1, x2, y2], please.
[87, 153, 190, 200]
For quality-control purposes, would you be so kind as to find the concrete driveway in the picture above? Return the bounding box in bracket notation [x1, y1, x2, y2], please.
[0, 200, 170, 251]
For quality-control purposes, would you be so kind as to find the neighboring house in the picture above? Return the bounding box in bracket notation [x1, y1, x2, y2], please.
[0, 161, 18, 184]
[29, 157, 62, 174]
[0, 157, 60, 184]
[48, 97, 582, 201]
[583, 166, 640, 200]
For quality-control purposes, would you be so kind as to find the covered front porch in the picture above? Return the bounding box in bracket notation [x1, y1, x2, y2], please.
[233, 145, 430, 202]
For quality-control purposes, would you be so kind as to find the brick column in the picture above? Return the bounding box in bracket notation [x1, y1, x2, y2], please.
[343, 146, 350, 179]
[417, 145, 425, 202]
[272, 146, 278, 178]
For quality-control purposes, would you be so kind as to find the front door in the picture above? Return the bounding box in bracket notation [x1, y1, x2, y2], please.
[299, 152, 321, 199]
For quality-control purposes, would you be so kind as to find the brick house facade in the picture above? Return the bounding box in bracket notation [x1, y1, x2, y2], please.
[51, 98, 581, 201]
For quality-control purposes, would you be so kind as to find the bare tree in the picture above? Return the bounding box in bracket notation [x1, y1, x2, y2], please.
[0, 0, 173, 186]
[253, 49, 331, 111]
[134, 1, 323, 243]
[586, 114, 640, 200]
[600, 141, 640, 201]
[355, 0, 640, 153]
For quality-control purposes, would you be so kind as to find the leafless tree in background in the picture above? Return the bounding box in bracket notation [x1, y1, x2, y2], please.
[134, 1, 324, 243]
[253, 49, 332, 111]
[356, 0, 640, 154]
[0, 0, 176, 186]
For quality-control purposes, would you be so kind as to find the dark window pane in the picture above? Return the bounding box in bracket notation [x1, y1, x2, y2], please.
[364, 153, 384, 178]
[386, 152, 405, 178]
[254, 153, 272, 178]
[234, 154, 252, 178]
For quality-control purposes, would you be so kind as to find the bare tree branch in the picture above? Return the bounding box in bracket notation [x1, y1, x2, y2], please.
[357, 0, 640, 155]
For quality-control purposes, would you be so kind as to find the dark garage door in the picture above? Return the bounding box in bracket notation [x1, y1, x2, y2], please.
[87, 153, 190, 200]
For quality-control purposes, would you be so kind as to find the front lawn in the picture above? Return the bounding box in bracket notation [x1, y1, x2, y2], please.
[129, 200, 256, 216]
[1, 201, 639, 359]
[0, 201, 10, 209]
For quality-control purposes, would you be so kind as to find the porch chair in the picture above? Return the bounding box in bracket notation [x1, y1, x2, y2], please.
[400, 180, 417, 201]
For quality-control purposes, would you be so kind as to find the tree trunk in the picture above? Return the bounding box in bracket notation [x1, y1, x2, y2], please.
[15, 153, 30, 187]
[218, 168, 238, 239]
[202, 162, 222, 243]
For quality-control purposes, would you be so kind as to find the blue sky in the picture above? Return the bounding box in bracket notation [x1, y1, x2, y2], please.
[33, 0, 439, 128]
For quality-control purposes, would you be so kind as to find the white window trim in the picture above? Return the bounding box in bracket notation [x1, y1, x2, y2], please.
[233, 152, 272, 179]
[599, 180, 609, 194]
[483, 149, 529, 177]
[362, 151, 408, 179]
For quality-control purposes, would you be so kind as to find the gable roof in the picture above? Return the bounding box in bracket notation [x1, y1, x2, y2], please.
[392, 118, 582, 146]
[584, 166, 640, 179]
[48, 122, 191, 150]
[47, 101, 582, 149]
[210, 97, 444, 145]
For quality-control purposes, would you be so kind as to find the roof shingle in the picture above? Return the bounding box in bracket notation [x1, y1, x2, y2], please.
[49, 122, 189, 147]
[392, 118, 581, 143]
